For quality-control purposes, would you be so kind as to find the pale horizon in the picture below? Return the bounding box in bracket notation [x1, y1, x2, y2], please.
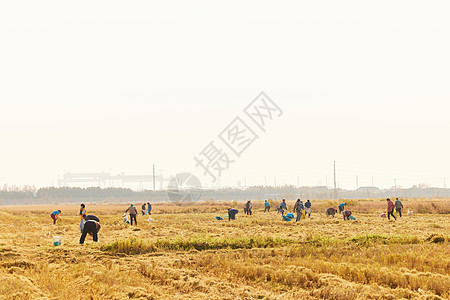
[1, 1, 449, 190]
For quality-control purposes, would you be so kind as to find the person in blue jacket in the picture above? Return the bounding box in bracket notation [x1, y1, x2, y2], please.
[279, 199, 287, 215]
[147, 202, 152, 215]
[264, 200, 270, 212]
[50, 210, 61, 225]
[338, 202, 346, 213]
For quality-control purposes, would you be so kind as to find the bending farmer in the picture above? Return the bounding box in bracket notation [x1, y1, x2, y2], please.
[228, 208, 238, 221]
[51, 210, 61, 225]
[80, 218, 101, 244]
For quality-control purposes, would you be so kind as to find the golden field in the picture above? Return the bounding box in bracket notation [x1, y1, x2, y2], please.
[0, 199, 449, 300]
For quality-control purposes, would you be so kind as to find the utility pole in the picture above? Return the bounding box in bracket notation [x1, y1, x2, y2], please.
[394, 179, 397, 188]
[333, 161, 337, 191]
[356, 176, 359, 189]
[444, 178, 447, 189]
[333, 161, 337, 198]
[152, 164, 156, 192]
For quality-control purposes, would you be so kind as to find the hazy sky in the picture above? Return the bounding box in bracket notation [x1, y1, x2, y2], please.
[1, 1, 449, 190]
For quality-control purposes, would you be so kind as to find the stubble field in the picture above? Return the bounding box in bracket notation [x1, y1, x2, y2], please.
[0, 199, 449, 300]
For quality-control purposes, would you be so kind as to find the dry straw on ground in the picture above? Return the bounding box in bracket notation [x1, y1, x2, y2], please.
[0, 198, 449, 299]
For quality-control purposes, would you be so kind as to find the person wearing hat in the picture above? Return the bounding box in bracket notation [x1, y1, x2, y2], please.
[125, 204, 138, 225]
[386, 198, 396, 220]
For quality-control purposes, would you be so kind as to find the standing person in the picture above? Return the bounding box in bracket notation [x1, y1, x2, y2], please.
[141, 203, 146, 215]
[50, 210, 61, 225]
[246, 200, 253, 215]
[280, 199, 287, 215]
[293, 199, 303, 222]
[342, 210, 352, 220]
[80, 218, 101, 244]
[147, 202, 152, 215]
[264, 200, 270, 212]
[304, 200, 312, 218]
[386, 198, 396, 220]
[228, 208, 238, 221]
[326, 207, 337, 217]
[125, 204, 138, 225]
[338, 202, 346, 213]
[79, 204, 86, 233]
[395, 198, 403, 217]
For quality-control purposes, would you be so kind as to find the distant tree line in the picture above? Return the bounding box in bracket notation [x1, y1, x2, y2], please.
[0, 184, 449, 205]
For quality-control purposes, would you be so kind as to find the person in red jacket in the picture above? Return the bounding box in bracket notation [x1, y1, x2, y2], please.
[386, 198, 396, 220]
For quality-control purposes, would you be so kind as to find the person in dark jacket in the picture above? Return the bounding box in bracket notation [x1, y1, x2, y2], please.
[228, 208, 238, 221]
[125, 204, 138, 225]
[326, 207, 337, 217]
[304, 200, 312, 217]
[245, 200, 253, 215]
[342, 210, 352, 220]
[80, 219, 101, 244]
[147, 202, 152, 215]
[141, 203, 146, 215]
[395, 198, 403, 217]
[83, 214, 100, 222]
[293, 199, 303, 221]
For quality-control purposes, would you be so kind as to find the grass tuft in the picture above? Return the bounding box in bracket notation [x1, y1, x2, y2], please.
[101, 236, 296, 254]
